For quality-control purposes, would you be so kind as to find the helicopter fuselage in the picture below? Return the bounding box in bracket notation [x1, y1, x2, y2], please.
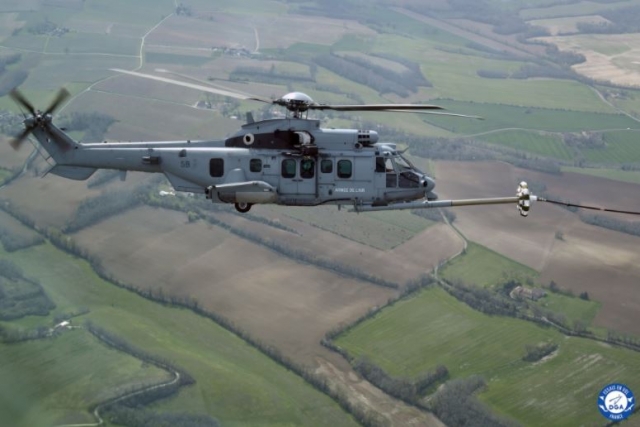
[38, 117, 436, 213]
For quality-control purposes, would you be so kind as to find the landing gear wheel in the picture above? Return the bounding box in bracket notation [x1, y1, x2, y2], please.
[235, 202, 252, 213]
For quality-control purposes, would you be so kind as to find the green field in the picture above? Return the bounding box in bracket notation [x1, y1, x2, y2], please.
[146, 52, 213, 67]
[0, 242, 359, 427]
[520, 0, 640, 19]
[335, 286, 640, 426]
[424, 100, 640, 134]
[478, 129, 573, 160]
[72, 0, 174, 27]
[270, 205, 433, 250]
[534, 291, 601, 327]
[0, 331, 170, 427]
[440, 242, 537, 288]
[46, 33, 140, 56]
[424, 65, 614, 113]
[581, 130, 640, 164]
[562, 166, 640, 184]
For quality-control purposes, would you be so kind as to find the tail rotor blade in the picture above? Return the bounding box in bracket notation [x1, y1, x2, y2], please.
[9, 89, 36, 116]
[43, 88, 70, 116]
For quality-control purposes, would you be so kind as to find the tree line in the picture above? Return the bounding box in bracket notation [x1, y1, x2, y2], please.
[313, 53, 430, 98]
[145, 194, 399, 289]
[0, 258, 55, 322]
[580, 214, 640, 238]
[578, 5, 640, 34]
[230, 65, 316, 85]
[430, 375, 521, 427]
[60, 112, 117, 142]
[354, 356, 449, 406]
[85, 322, 223, 427]
[522, 342, 558, 362]
[5, 199, 389, 427]
[64, 185, 149, 233]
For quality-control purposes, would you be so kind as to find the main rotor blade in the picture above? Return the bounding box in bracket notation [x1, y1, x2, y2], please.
[386, 110, 484, 119]
[43, 88, 70, 116]
[110, 69, 272, 103]
[9, 89, 36, 116]
[10, 127, 31, 150]
[310, 103, 444, 112]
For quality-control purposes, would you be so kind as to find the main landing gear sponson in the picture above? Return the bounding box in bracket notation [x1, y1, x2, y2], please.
[235, 202, 252, 213]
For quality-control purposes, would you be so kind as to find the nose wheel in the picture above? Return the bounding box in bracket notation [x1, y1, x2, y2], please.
[235, 202, 252, 213]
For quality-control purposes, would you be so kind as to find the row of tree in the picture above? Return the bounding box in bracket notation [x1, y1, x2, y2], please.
[430, 376, 521, 427]
[59, 112, 117, 142]
[313, 53, 429, 98]
[522, 342, 558, 362]
[353, 356, 449, 405]
[64, 186, 147, 233]
[578, 5, 640, 34]
[5, 196, 389, 427]
[0, 259, 55, 321]
[444, 279, 520, 317]
[230, 65, 316, 85]
[322, 274, 435, 361]
[84, 322, 224, 427]
[145, 194, 400, 289]
[580, 214, 640, 238]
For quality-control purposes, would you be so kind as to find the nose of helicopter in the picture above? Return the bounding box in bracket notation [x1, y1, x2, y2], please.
[421, 175, 435, 192]
[421, 175, 437, 200]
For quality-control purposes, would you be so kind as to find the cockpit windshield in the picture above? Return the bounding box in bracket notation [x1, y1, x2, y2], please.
[394, 155, 413, 171]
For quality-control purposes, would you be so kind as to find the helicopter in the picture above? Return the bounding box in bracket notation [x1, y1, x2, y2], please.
[8, 70, 635, 218]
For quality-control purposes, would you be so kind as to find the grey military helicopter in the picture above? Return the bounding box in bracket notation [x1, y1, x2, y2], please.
[9, 70, 637, 218]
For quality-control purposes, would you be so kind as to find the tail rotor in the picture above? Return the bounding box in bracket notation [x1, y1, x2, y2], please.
[8, 87, 70, 150]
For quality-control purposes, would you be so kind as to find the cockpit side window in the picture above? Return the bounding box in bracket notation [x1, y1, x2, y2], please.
[300, 158, 315, 179]
[321, 159, 333, 173]
[210, 158, 224, 177]
[282, 159, 296, 178]
[250, 158, 262, 173]
[337, 160, 352, 179]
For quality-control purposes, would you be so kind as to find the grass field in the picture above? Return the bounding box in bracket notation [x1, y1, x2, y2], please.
[529, 15, 611, 35]
[520, 0, 640, 19]
[440, 241, 538, 288]
[269, 205, 434, 250]
[424, 100, 640, 134]
[582, 130, 640, 164]
[335, 286, 640, 426]
[423, 65, 614, 113]
[534, 291, 601, 326]
[46, 33, 140, 56]
[561, 166, 640, 184]
[0, 330, 170, 427]
[0, 242, 359, 427]
[477, 129, 573, 160]
[145, 52, 213, 66]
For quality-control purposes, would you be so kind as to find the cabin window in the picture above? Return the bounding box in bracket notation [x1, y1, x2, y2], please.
[209, 158, 224, 177]
[250, 158, 262, 173]
[300, 158, 315, 179]
[337, 160, 352, 179]
[281, 159, 296, 178]
[321, 159, 333, 174]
